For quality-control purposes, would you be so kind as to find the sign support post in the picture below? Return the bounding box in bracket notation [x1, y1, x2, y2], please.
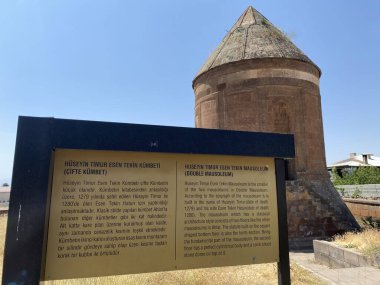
[276, 158, 291, 285]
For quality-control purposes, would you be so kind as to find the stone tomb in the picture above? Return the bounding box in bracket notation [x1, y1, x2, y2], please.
[193, 6, 359, 248]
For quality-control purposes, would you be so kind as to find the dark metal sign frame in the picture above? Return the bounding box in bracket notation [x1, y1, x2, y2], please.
[2, 116, 294, 285]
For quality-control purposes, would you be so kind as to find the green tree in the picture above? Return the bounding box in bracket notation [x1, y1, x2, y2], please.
[333, 167, 380, 185]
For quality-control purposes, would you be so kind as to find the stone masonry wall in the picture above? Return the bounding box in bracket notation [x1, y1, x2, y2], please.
[193, 58, 359, 246]
[343, 198, 380, 219]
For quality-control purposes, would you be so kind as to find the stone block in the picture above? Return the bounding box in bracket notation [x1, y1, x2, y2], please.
[343, 249, 360, 267]
[369, 205, 376, 211]
[371, 254, 380, 268]
[313, 240, 329, 255]
[329, 257, 350, 269]
[369, 210, 376, 217]
[329, 244, 344, 261]
[360, 209, 369, 217]
[314, 252, 331, 267]
[358, 254, 370, 267]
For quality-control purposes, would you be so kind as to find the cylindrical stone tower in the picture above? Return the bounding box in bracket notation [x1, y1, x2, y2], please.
[193, 6, 358, 248]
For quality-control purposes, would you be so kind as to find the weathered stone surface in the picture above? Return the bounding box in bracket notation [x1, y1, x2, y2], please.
[358, 254, 370, 267]
[193, 6, 359, 247]
[313, 239, 330, 256]
[329, 258, 351, 269]
[344, 249, 360, 267]
[195, 6, 318, 81]
[314, 252, 332, 267]
[343, 198, 380, 219]
[314, 240, 380, 269]
[329, 244, 345, 262]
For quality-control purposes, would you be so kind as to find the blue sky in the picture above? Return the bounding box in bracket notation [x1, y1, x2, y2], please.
[1, 0, 379, 183]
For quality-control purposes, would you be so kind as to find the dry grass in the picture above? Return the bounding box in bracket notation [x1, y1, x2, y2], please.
[0, 215, 325, 284]
[333, 229, 380, 256]
[42, 264, 279, 285]
[40, 263, 325, 285]
[0, 214, 7, 262]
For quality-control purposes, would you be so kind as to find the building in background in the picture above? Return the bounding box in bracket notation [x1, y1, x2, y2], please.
[328, 153, 380, 177]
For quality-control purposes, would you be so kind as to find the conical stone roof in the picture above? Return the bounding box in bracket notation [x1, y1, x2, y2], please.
[195, 6, 319, 80]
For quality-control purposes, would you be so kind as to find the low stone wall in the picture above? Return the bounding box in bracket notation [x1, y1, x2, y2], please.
[336, 184, 380, 198]
[342, 198, 380, 219]
[0, 191, 10, 207]
[313, 240, 380, 268]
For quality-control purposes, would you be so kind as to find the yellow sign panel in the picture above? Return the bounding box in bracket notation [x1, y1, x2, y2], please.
[44, 149, 279, 280]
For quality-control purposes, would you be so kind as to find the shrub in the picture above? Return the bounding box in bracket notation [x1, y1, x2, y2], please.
[333, 167, 380, 186]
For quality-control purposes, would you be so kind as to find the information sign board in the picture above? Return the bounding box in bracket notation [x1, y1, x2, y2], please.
[2, 117, 294, 284]
[45, 150, 278, 279]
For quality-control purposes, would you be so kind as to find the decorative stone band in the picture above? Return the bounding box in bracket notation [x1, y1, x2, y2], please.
[217, 68, 320, 86]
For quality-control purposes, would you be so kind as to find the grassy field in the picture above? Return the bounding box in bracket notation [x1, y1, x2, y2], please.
[0, 215, 325, 284]
[0, 214, 6, 269]
[333, 228, 380, 256]
[39, 263, 325, 285]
